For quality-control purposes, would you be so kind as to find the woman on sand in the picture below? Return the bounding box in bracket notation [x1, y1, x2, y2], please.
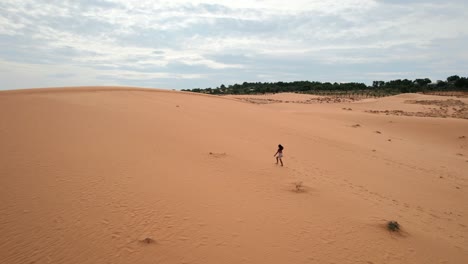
[274, 144, 284, 166]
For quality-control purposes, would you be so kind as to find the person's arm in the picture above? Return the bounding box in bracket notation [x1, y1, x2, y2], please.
[274, 150, 278, 157]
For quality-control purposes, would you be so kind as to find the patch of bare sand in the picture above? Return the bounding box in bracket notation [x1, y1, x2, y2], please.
[226, 93, 357, 104]
[364, 97, 468, 119]
[314, 93, 468, 120]
[1, 88, 467, 264]
[423, 91, 468, 98]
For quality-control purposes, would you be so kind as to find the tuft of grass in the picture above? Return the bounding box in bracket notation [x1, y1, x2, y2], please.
[387, 221, 400, 232]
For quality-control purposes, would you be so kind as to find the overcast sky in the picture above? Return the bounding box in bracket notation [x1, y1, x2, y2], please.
[1, 0, 467, 90]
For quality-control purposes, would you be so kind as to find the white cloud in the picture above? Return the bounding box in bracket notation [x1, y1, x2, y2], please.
[0, 0, 467, 89]
[0, 15, 26, 35]
[111, 0, 377, 13]
[0, 58, 205, 90]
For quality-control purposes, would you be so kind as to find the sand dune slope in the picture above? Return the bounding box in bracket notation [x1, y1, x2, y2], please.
[1, 87, 467, 264]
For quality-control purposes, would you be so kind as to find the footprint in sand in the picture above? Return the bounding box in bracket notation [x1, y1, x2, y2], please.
[139, 237, 156, 244]
[292, 181, 306, 193]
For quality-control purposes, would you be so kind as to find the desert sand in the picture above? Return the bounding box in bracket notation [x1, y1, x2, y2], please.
[1, 87, 467, 264]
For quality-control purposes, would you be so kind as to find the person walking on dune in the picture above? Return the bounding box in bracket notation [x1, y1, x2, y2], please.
[274, 144, 284, 166]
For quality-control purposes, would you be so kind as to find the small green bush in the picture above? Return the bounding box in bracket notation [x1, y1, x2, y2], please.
[387, 221, 400, 232]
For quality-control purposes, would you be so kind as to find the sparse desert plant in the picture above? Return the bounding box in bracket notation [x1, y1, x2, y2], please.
[387, 221, 400, 232]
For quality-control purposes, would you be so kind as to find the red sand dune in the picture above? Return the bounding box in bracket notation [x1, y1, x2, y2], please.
[1, 87, 467, 263]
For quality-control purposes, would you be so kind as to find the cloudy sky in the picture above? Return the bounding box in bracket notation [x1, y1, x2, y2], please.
[1, 0, 467, 90]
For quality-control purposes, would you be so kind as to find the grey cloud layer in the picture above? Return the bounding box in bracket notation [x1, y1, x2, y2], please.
[1, 0, 467, 90]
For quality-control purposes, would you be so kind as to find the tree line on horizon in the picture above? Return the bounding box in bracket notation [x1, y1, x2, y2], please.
[182, 75, 468, 96]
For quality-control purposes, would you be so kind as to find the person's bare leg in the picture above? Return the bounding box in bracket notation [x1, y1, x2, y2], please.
[276, 157, 279, 164]
[280, 158, 283, 166]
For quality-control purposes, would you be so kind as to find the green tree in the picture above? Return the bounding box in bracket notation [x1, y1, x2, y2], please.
[447, 75, 460, 82]
[414, 78, 431, 86]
